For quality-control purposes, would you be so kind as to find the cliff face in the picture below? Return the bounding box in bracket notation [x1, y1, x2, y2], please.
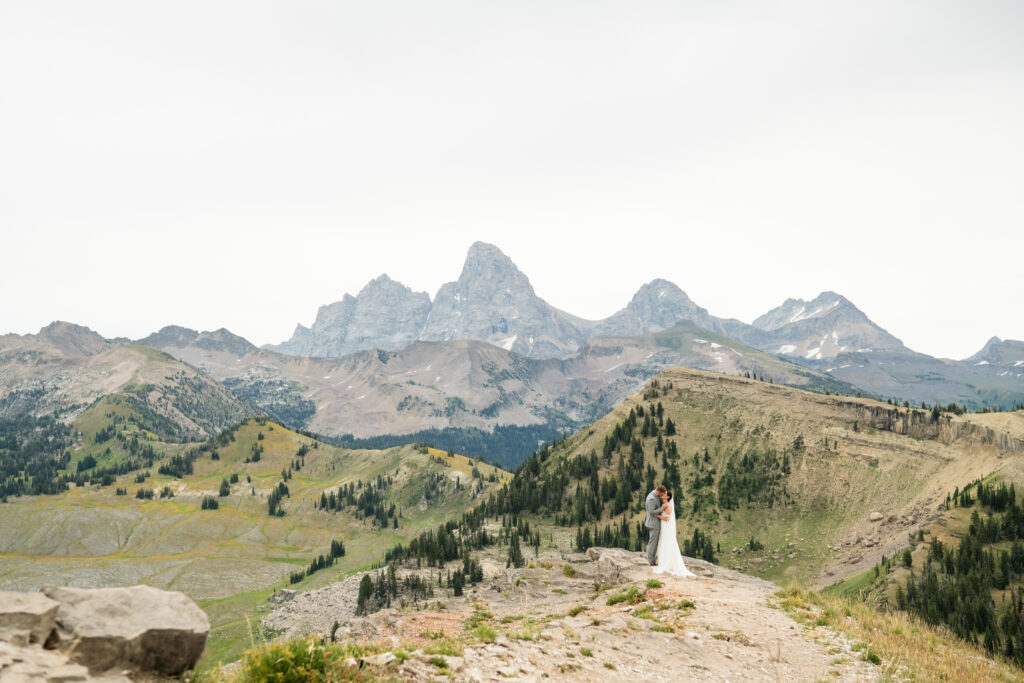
[832, 399, 1024, 453]
[268, 274, 432, 358]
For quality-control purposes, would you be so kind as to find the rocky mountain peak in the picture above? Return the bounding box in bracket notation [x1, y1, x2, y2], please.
[752, 291, 855, 332]
[420, 242, 583, 357]
[137, 325, 200, 349]
[966, 336, 1024, 366]
[265, 273, 432, 359]
[192, 328, 256, 356]
[358, 273, 424, 301]
[751, 292, 904, 361]
[593, 279, 722, 337]
[37, 321, 110, 356]
[456, 242, 536, 298]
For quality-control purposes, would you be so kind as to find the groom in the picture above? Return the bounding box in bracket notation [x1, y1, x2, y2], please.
[645, 484, 669, 566]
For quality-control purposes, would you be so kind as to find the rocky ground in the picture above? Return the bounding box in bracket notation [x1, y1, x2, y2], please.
[259, 548, 882, 681]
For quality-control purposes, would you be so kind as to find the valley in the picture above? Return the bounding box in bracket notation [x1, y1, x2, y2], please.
[0, 410, 510, 667]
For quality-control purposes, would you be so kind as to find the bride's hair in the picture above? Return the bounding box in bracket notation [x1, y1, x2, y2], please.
[666, 491, 673, 502]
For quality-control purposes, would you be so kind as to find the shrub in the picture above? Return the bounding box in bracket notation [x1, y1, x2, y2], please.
[472, 624, 496, 643]
[606, 587, 643, 606]
[235, 637, 375, 682]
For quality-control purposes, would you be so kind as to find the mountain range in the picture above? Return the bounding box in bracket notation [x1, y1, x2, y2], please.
[1, 242, 1021, 465]
[264, 241, 1024, 408]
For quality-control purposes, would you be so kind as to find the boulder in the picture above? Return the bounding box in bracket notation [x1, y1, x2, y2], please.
[584, 547, 648, 585]
[869, 512, 884, 522]
[43, 585, 209, 676]
[0, 591, 60, 646]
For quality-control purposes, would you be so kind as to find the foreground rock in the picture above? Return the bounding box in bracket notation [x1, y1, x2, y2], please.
[0, 585, 209, 680]
[42, 585, 209, 676]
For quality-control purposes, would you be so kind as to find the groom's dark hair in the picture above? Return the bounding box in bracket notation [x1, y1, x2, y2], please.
[655, 485, 667, 495]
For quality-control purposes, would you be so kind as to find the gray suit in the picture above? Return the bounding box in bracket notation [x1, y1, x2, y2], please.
[644, 490, 662, 564]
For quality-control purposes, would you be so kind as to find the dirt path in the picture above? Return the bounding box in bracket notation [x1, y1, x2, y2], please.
[265, 548, 881, 681]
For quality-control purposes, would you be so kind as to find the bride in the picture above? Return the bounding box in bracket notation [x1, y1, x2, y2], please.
[652, 491, 696, 577]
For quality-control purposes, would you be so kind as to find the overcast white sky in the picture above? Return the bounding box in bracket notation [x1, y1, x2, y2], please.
[2, 1, 1021, 359]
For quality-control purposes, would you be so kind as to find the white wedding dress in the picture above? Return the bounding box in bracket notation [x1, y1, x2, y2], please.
[652, 505, 696, 577]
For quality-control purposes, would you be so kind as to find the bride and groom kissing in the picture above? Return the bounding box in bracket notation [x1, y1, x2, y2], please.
[645, 484, 696, 577]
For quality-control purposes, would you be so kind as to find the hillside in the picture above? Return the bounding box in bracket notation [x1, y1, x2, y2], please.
[827, 466, 1024, 665]
[0, 415, 510, 667]
[189, 367, 1024, 680]
[0, 325, 249, 438]
[491, 367, 1024, 587]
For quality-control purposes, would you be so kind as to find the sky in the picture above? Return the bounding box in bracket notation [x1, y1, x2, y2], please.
[1, 1, 1022, 360]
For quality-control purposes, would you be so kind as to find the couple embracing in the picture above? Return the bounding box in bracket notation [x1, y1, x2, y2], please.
[645, 484, 696, 577]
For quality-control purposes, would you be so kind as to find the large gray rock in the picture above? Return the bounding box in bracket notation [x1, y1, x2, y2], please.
[0, 591, 59, 646]
[583, 547, 650, 585]
[43, 585, 209, 676]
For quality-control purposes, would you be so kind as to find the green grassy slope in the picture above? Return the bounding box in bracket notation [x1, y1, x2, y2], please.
[497, 367, 1024, 586]
[0, 412, 510, 667]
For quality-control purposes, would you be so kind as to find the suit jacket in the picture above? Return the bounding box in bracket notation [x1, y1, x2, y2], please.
[644, 490, 662, 529]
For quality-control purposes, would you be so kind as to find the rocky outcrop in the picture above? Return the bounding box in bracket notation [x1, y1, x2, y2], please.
[42, 585, 209, 676]
[833, 400, 1024, 453]
[0, 585, 208, 679]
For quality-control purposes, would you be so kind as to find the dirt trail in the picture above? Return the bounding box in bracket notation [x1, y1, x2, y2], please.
[264, 548, 881, 681]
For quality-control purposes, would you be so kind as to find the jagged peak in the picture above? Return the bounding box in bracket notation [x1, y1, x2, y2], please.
[753, 292, 861, 331]
[357, 273, 428, 298]
[448, 242, 535, 297]
[466, 241, 511, 261]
